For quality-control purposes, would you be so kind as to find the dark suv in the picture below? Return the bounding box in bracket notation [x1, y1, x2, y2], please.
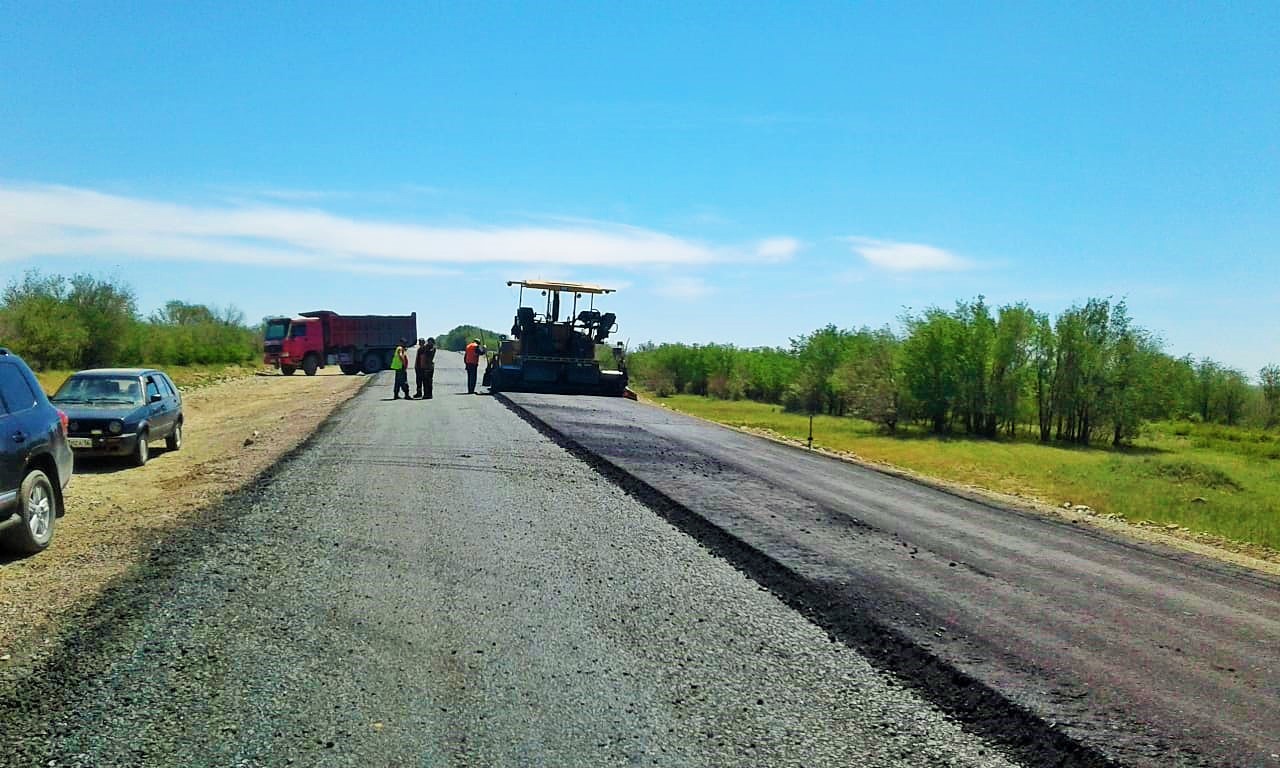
[0, 349, 73, 555]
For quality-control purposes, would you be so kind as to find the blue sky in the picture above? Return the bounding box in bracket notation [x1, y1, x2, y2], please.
[2, 2, 1277, 373]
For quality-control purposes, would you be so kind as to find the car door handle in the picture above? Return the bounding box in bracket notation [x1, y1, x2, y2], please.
[12, 432, 26, 443]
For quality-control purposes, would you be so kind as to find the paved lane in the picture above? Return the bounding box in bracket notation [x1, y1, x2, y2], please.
[0, 353, 1018, 767]
[503, 392, 1280, 768]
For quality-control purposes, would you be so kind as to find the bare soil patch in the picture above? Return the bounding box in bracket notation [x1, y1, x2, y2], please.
[0, 370, 365, 662]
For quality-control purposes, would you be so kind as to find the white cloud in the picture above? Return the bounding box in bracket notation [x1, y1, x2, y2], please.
[847, 237, 970, 272]
[655, 276, 712, 300]
[0, 183, 796, 275]
[754, 237, 803, 261]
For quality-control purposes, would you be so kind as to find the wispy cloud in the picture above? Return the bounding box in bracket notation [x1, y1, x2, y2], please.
[846, 237, 971, 272]
[0, 183, 795, 274]
[754, 237, 803, 261]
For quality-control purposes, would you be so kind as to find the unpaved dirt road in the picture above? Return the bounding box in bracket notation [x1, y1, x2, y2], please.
[504, 393, 1280, 768]
[0, 369, 364, 665]
[0, 354, 1022, 768]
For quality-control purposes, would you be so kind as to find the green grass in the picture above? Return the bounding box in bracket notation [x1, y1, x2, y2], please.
[35, 362, 264, 395]
[649, 394, 1280, 552]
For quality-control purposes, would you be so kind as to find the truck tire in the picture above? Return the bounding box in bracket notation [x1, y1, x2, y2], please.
[339, 364, 361, 375]
[302, 354, 320, 376]
[362, 351, 384, 374]
[1, 468, 57, 554]
[280, 365, 297, 376]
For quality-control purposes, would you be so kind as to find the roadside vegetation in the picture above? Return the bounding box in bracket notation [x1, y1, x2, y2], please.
[630, 296, 1280, 552]
[0, 271, 260, 372]
[438, 324, 504, 351]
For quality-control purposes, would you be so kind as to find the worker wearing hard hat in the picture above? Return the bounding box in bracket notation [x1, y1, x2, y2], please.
[463, 338, 486, 394]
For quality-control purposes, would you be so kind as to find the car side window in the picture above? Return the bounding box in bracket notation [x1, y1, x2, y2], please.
[145, 376, 162, 402]
[0, 362, 38, 414]
[159, 375, 175, 397]
[291, 324, 308, 338]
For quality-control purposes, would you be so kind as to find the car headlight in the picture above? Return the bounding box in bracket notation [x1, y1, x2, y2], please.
[108, 421, 123, 435]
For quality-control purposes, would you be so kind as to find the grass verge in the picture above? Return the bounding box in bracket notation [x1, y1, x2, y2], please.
[649, 394, 1280, 553]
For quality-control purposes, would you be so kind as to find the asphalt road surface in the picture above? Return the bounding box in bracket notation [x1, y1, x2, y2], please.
[502, 391, 1280, 768]
[0, 353, 1022, 768]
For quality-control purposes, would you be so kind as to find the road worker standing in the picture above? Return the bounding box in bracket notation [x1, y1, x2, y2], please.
[463, 337, 486, 394]
[415, 337, 436, 399]
[391, 338, 410, 400]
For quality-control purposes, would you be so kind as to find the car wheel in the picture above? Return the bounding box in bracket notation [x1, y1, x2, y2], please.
[281, 365, 297, 376]
[166, 421, 183, 451]
[133, 431, 150, 467]
[302, 354, 319, 376]
[2, 469, 57, 554]
[362, 352, 384, 374]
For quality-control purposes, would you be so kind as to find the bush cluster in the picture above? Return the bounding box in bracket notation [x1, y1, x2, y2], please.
[0, 271, 258, 370]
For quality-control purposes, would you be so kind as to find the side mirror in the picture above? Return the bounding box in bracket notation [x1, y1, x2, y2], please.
[150, 394, 163, 404]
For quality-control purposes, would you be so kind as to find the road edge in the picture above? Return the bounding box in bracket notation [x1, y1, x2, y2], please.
[0, 373, 377, 699]
[496, 393, 1123, 768]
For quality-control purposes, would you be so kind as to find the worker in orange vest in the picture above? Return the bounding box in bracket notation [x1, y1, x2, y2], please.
[463, 338, 486, 394]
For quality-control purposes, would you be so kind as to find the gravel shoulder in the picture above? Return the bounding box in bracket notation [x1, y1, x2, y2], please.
[0, 354, 1021, 768]
[0, 369, 365, 670]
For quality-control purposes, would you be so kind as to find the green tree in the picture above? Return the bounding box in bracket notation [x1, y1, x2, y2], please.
[901, 308, 962, 433]
[0, 272, 88, 369]
[69, 274, 137, 367]
[1259, 364, 1280, 428]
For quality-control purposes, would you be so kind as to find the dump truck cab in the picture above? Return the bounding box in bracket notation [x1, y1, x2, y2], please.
[263, 316, 323, 376]
[487, 280, 628, 396]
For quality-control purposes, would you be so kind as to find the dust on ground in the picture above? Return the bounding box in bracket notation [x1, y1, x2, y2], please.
[0, 370, 366, 662]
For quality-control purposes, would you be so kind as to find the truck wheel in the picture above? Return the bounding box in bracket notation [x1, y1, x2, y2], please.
[302, 354, 319, 376]
[1, 469, 57, 554]
[280, 365, 297, 376]
[362, 352, 384, 374]
[133, 430, 150, 467]
[339, 364, 360, 375]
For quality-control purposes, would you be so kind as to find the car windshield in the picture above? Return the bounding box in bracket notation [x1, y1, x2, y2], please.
[264, 321, 290, 340]
[52, 375, 144, 405]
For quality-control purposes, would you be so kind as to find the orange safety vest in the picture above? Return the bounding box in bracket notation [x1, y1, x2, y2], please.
[464, 342, 481, 366]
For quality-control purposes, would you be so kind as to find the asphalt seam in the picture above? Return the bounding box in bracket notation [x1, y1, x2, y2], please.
[497, 393, 1124, 768]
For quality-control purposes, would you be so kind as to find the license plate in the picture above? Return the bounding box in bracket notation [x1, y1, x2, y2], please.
[69, 437, 92, 449]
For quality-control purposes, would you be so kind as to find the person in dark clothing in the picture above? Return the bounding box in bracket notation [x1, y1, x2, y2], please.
[391, 338, 410, 400]
[414, 337, 436, 399]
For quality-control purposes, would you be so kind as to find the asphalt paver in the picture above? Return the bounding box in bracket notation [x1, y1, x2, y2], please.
[502, 391, 1280, 768]
[0, 353, 1020, 767]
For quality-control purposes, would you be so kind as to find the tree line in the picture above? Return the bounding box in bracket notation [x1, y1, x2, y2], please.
[437, 324, 503, 352]
[0, 271, 259, 370]
[629, 296, 1280, 445]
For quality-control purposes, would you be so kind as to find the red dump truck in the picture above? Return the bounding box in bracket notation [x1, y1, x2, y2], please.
[263, 311, 418, 376]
